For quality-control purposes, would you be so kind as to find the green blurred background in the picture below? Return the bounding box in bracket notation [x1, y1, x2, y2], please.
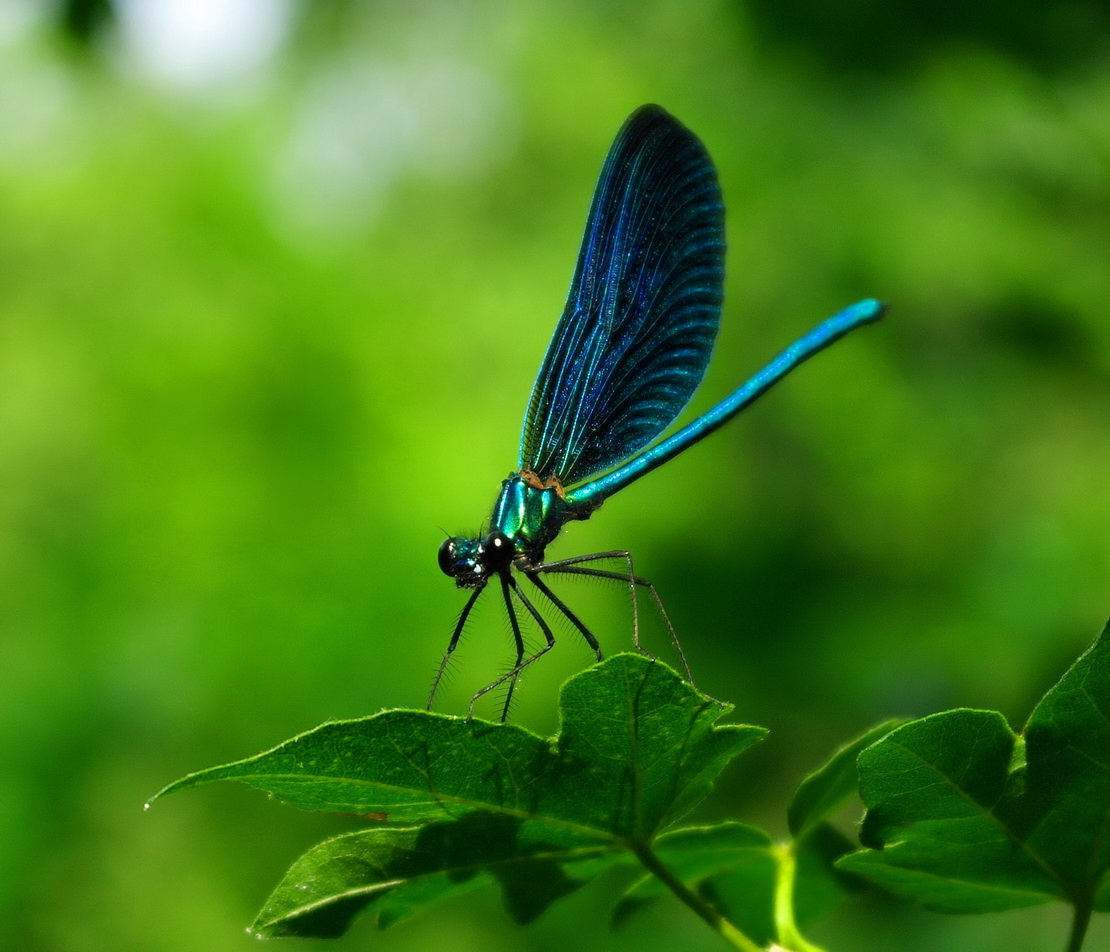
[3, 0, 1109, 949]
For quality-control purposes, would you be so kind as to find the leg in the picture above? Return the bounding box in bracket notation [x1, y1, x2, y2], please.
[535, 550, 644, 650]
[427, 584, 484, 711]
[497, 572, 525, 722]
[468, 572, 557, 720]
[525, 571, 603, 662]
[536, 551, 694, 685]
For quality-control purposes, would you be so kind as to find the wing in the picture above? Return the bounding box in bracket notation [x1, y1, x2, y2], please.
[518, 104, 725, 486]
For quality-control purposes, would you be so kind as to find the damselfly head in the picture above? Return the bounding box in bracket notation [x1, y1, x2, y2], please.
[437, 531, 515, 588]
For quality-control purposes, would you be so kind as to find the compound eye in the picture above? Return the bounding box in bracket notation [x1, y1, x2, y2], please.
[481, 531, 514, 570]
[437, 538, 459, 577]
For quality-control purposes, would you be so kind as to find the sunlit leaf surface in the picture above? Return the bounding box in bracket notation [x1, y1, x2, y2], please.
[840, 624, 1110, 917]
[152, 654, 764, 936]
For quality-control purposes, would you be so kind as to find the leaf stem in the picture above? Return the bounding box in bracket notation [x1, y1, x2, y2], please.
[1064, 895, 1092, 952]
[772, 843, 826, 952]
[631, 840, 763, 952]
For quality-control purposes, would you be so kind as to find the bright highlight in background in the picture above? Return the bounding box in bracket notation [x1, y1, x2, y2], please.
[116, 0, 294, 90]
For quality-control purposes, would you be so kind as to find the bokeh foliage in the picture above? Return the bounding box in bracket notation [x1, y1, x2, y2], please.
[2, 1, 1109, 950]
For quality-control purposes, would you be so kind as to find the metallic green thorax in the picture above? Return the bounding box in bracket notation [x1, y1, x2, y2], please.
[437, 474, 600, 591]
[491, 475, 593, 559]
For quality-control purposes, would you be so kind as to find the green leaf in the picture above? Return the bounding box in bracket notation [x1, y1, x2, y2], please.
[840, 709, 1056, 912]
[612, 822, 774, 935]
[250, 826, 484, 938]
[694, 822, 864, 951]
[839, 624, 1110, 916]
[151, 655, 762, 839]
[152, 654, 766, 937]
[788, 719, 903, 839]
[614, 726, 900, 950]
[669, 825, 779, 947]
[250, 818, 621, 938]
[1021, 623, 1110, 910]
[792, 822, 866, 927]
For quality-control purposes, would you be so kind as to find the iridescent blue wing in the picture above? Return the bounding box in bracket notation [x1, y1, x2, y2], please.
[518, 105, 725, 487]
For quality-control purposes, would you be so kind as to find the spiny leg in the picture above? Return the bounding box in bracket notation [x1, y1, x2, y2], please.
[427, 584, 484, 711]
[537, 551, 694, 685]
[525, 571, 603, 662]
[499, 572, 525, 721]
[468, 572, 556, 720]
[536, 550, 642, 656]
